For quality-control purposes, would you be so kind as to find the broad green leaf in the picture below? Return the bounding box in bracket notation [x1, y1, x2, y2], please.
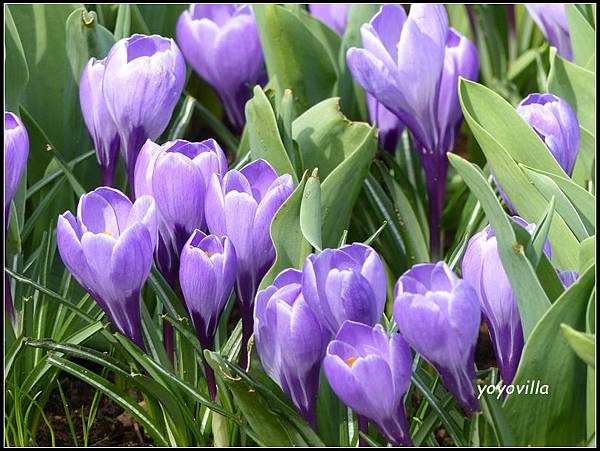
[113, 4, 131, 40]
[504, 265, 595, 446]
[521, 166, 595, 233]
[300, 169, 322, 251]
[65, 8, 115, 85]
[547, 50, 596, 137]
[526, 196, 555, 267]
[245, 86, 297, 182]
[579, 236, 596, 274]
[293, 97, 373, 180]
[448, 153, 550, 338]
[7, 203, 22, 255]
[260, 174, 312, 289]
[521, 166, 590, 241]
[4, 6, 29, 113]
[571, 126, 595, 189]
[253, 4, 337, 115]
[458, 78, 579, 269]
[321, 126, 378, 248]
[137, 4, 187, 38]
[561, 324, 595, 368]
[566, 4, 596, 70]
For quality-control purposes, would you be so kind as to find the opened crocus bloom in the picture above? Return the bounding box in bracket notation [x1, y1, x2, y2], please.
[56, 187, 158, 348]
[324, 321, 413, 446]
[254, 268, 328, 428]
[205, 158, 294, 366]
[103, 34, 186, 194]
[347, 4, 479, 258]
[134, 138, 228, 287]
[394, 261, 481, 415]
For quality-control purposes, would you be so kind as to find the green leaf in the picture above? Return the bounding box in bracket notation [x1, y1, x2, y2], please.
[137, 4, 187, 38]
[4, 5, 29, 113]
[260, 174, 312, 289]
[561, 324, 595, 368]
[245, 86, 297, 182]
[65, 8, 115, 85]
[113, 4, 131, 40]
[253, 4, 337, 115]
[526, 195, 555, 267]
[448, 153, 550, 339]
[566, 4, 596, 70]
[321, 126, 378, 248]
[300, 169, 322, 251]
[458, 78, 579, 270]
[547, 50, 596, 138]
[504, 265, 595, 446]
[293, 97, 373, 180]
[521, 166, 591, 240]
[579, 236, 596, 274]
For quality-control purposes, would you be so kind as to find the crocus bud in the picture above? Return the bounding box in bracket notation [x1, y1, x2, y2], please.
[79, 58, 121, 187]
[4, 112, 29, 223]
[347, 4, 479, 258]
[180, 230, 236, 347]
[254, 268, 329, 427]
[134, 138, 228, 287]
[205, 159, 294, 363]
[103, 34, 186, 194]
[517, 93, 580, 176]
[308, 4, 350, 35]
[302, 243, 387, 336]
[394, 261, 481, 415]
[176, 4, 265, 131]
[526, 4, 572, 61]
[56, 187, 158, 348]
[496, 93, 580, 212]
[367, 95, 404, 153]
[324, 321, 413, 446]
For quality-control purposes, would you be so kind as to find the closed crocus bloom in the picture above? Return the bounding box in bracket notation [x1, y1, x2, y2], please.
[176, 4, 265, 131]
[367, 95, 404, 153]
[347, 4, 479, 258]
[517, 94, 580, 176]
[308, 4, 350, 35]
[558, 270, 579, 289]
[324, 321, 413, 446]
[79, 58, 120, 187]
[56, 187, 158, 348]
[205, 158, 294, 363]
[4, 112, 29, 223]
[461, 225, 523, 385]
[393, 261, 481, 415]
[302, 243, 387, 336]
[134, 138, 228, 287]
[526, 4, 572, 60]
[254, 268, 329, 427]
[103, 34, 186, 194]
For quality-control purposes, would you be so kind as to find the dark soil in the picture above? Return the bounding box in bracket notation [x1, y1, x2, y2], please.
[36, 374, 152, 447]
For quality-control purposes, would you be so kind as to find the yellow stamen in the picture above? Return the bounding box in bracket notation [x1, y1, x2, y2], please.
[102, 231, 113, 237]
[347, 357, 356, 368]
[204, 251, 213, 259]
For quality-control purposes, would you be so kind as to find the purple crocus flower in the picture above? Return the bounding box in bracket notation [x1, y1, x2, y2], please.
[393, 261, 481, 415]
[308, 4, 350, 35]
[134, 138, 228, 287]
[254, 268, 329, 428]
[557, 270, 579, 289]
[205, 158, 294, 365]
[180, 229, 236, 400]
[79, 58, 121, 187]
[497, 93, 580, 212]
[176, 4, 265, 131]
[324, 321, 413, 446]
[4, 112, 29, 224]
[56, 187, 158, 348]
[347, 4, 479, 258]
[526, 4, 572, 61]
[103, 34, 186, 195]
[302, 243, 387, 337]
[462, 216, 552, 385]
